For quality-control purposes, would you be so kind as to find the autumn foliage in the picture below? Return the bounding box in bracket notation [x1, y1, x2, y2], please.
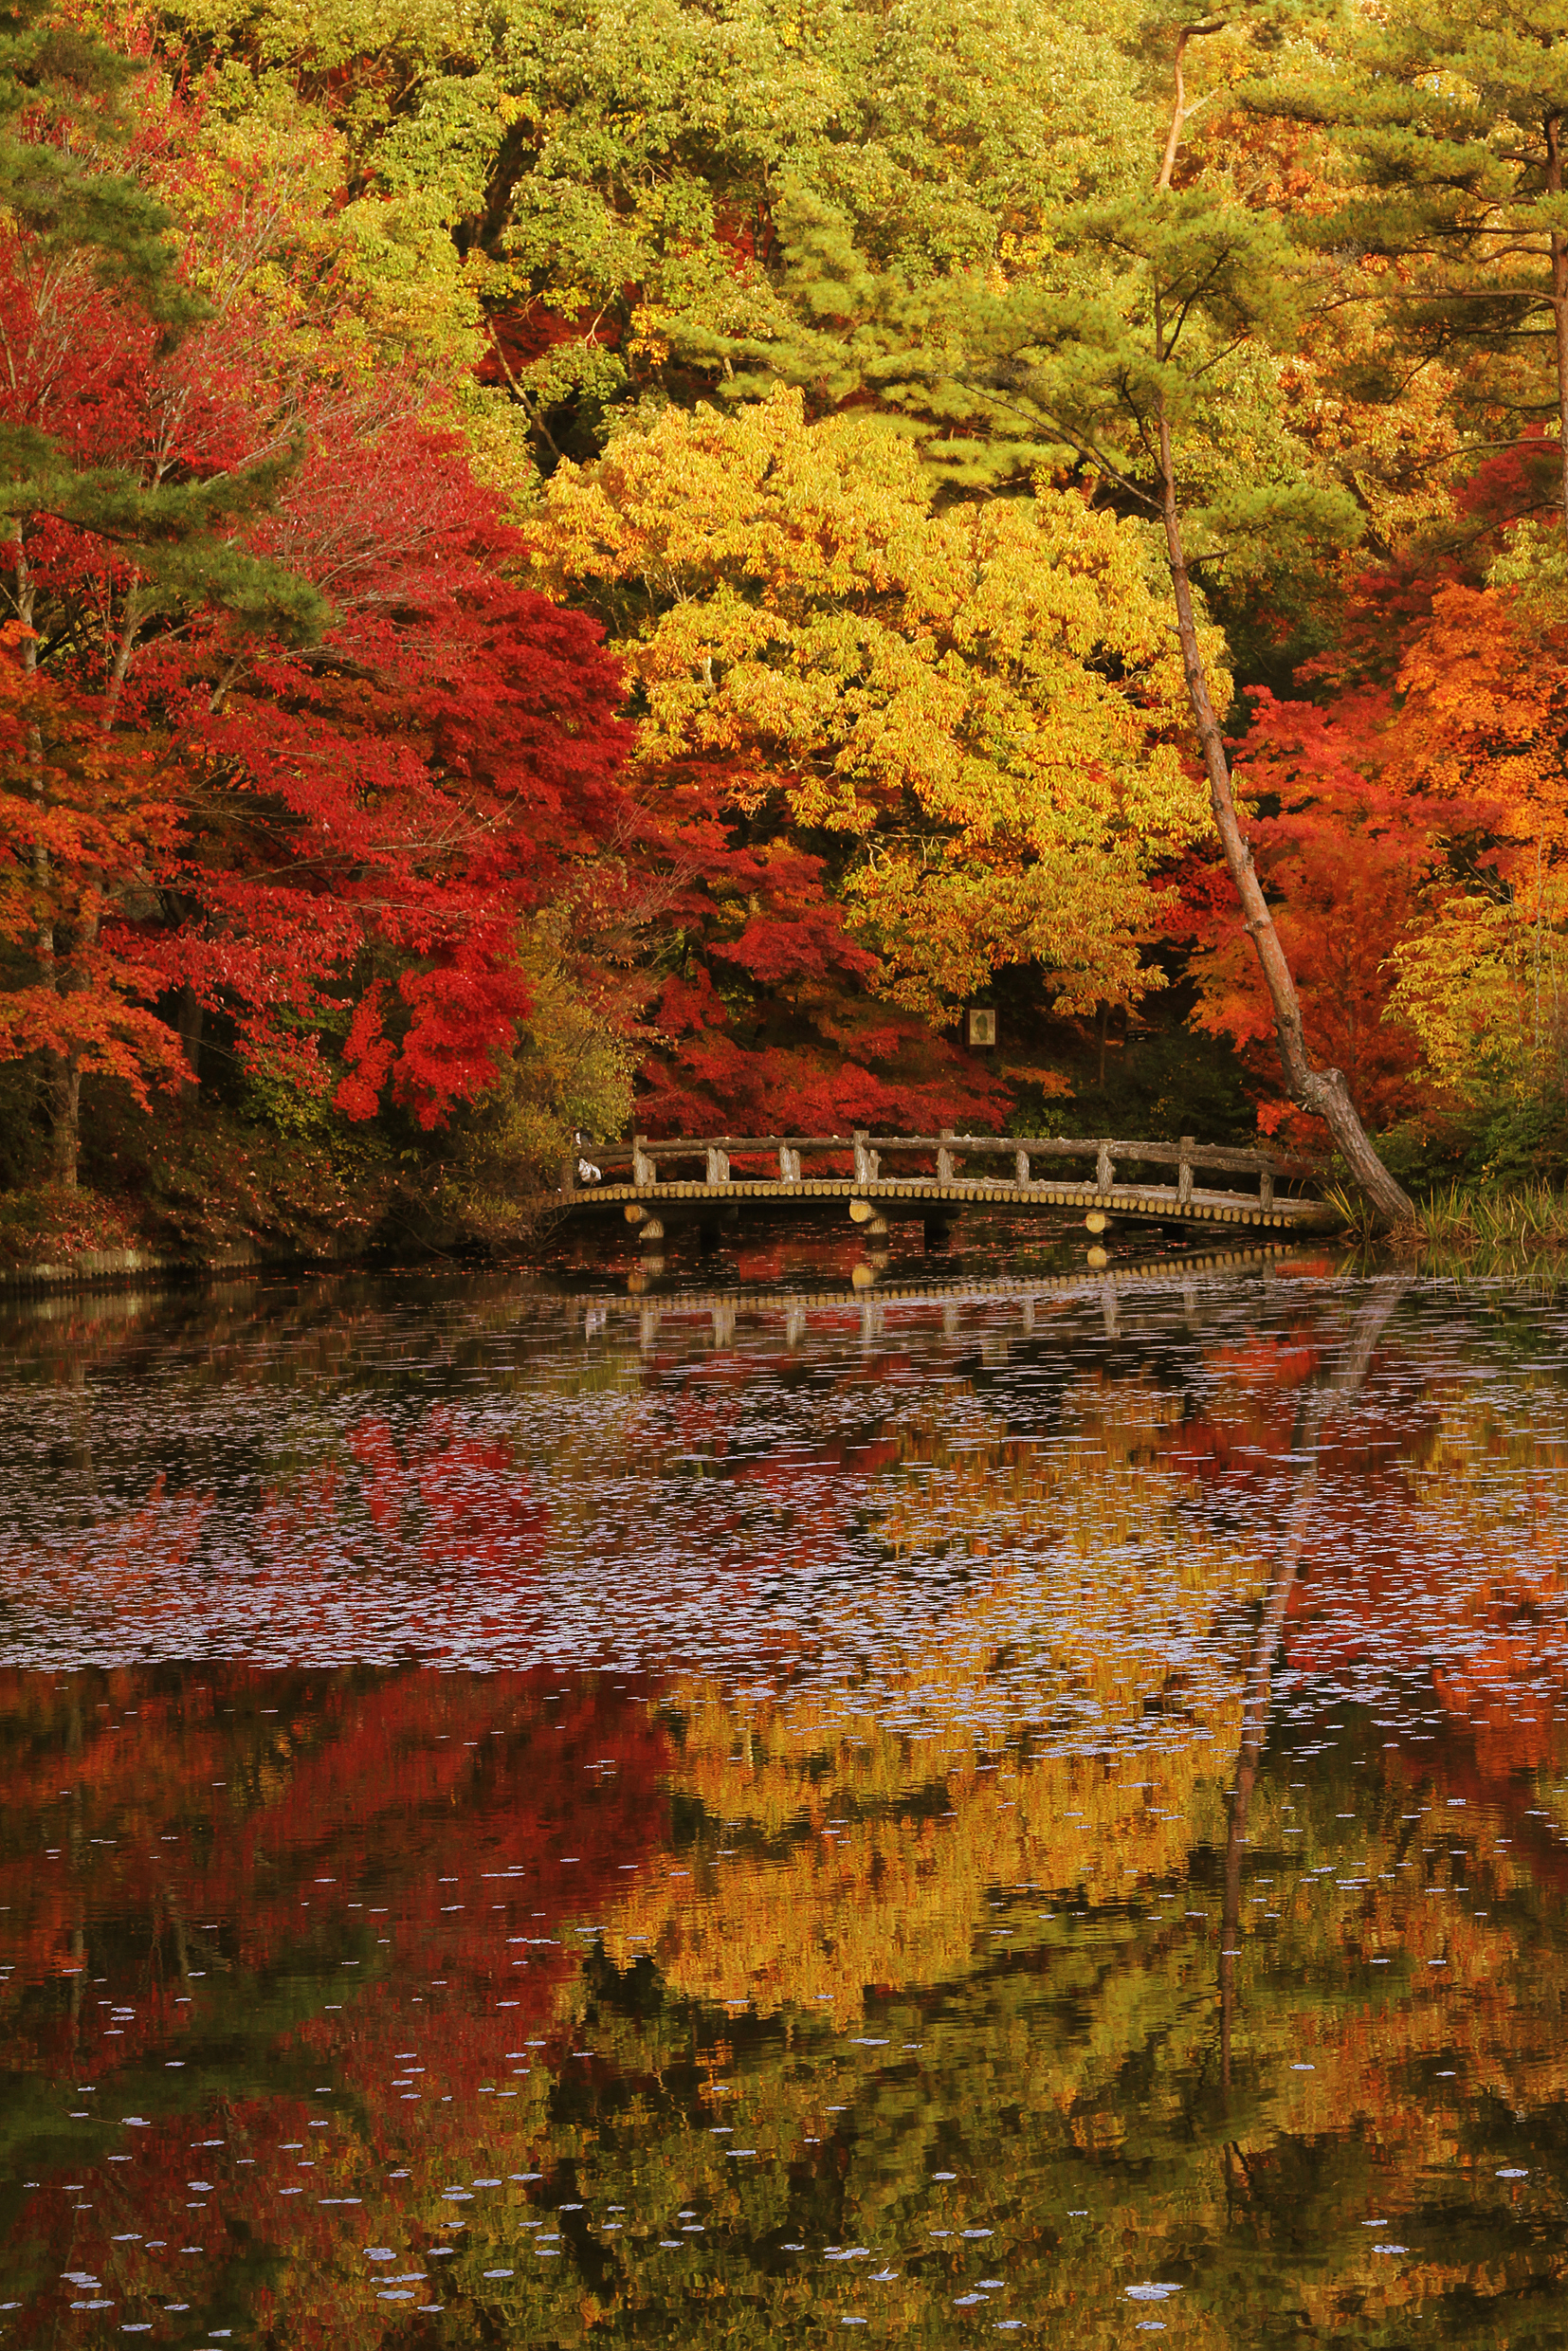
[1172, 565, 1568, 1147]
[9, 0, 1568, 1223]
[0, 76, 637, 1177]
[1176, 682, 1450, 1137]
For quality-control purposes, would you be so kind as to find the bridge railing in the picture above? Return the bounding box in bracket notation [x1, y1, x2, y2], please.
[566, 1128, 1328, 1212]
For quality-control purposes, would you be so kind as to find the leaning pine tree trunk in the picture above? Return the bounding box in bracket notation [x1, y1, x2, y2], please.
[1144, 26, 1413, 1232]
[1156, 425, 1413, 1228]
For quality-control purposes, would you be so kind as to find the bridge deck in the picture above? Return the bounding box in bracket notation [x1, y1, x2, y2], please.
[560, 1127, 1338, 1234]
[565, 1174, 1332, 1233]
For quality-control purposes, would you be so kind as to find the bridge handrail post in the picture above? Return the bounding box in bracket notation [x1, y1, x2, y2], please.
[1096, 1139, 1115, 1194]
[853, 1128, 878, 1185]
[937, 1127, 955, 1183]
[706, 1145, 730, 1184]
[1176, 1135, 1194, 1208]
[632, 1133, 657, 1187]
[1258, 1150, 1275, 1212]
[1015, 1146, 1030, 1187]
[778, 1142, 801, 1181]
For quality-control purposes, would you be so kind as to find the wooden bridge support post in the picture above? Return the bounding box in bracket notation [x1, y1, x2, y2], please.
[1096, 1139, 1115, 1194]
[1176, 1136, 1194, 1210]
[632, 1133, 656, 1186]
[937, 1128, 956, 1182]
[1258, 1153, 1275, 1212]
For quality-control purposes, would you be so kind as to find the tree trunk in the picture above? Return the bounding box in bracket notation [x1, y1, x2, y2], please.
[10, 523, 77, 1184]
[1147, 28, 1413, 1230]
[1155, 417, 1413, 1228]
[1545, 116, 1568, 548]
[48, 1051, 81, 1187]
[176, 983, 204, 1096]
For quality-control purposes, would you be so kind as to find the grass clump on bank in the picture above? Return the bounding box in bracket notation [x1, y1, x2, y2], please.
[1325, 1177, 1568, 1250]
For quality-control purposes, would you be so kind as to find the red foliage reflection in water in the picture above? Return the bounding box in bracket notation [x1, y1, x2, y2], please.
[0, 1664, 674, 2341]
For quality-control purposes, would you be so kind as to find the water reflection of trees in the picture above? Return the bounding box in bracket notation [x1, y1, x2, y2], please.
[1219, 1279, 1405, 2090]
[9, 1280, 1568, 1733]
[7, 1684, 1568, 2340]
[7, 1277, 1568, 2336]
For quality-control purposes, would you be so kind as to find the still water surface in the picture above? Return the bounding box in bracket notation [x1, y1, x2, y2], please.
[3, 1249, 1568, 2345]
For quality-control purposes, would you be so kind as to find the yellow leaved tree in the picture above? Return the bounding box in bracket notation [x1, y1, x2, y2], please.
[531, 389, 1214, 1114]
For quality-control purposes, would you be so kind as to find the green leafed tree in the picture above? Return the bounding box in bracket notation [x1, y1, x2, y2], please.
[698, 11, 1413, 1213]
[950, 14, 1417, 1218]
[1248, 0, 1568, 546]
[142, 0, 1152, 470]
[1052, 16, 1413, 1221]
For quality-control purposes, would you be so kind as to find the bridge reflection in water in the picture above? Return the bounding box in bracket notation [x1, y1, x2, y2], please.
[560, 1126, 1338, 1252]
[574, 1242, 1308, 1340]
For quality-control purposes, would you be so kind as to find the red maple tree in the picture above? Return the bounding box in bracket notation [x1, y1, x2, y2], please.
[1176, 681, 1460, 1138]
[634, 793, 1007, 1137]
[0, 78, 636, 1176]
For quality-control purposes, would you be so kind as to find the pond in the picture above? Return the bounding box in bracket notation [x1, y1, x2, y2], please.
[3, 1245, 1568, 2345]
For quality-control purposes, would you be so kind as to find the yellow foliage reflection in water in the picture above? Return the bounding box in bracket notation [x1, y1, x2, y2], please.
[590, 1383, 1267, 2022]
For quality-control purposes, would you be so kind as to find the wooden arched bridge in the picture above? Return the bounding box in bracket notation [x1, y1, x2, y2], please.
[559, 1128, 1337, 1242]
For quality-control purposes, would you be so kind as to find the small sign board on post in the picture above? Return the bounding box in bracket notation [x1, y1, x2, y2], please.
[967, 1007, 996, 1048]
